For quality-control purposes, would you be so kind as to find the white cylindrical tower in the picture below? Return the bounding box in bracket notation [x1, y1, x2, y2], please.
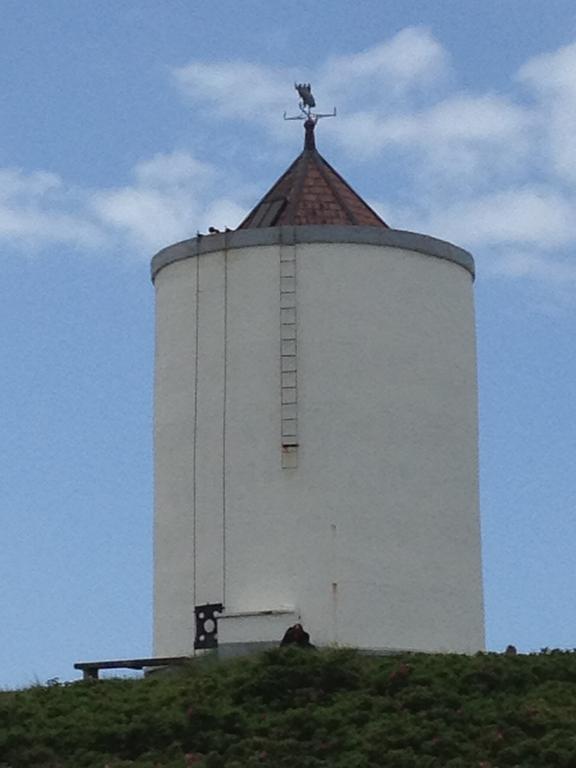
[152, 120, 484, 657]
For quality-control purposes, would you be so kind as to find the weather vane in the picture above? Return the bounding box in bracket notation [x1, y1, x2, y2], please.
[284, 83, 337, 122]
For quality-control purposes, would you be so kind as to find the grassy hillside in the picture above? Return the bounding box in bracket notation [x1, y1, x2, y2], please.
[2, 647, 576, 767]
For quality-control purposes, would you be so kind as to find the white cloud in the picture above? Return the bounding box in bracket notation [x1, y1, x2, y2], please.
[0, 153, 247, 256]
[5, 28, 576, 294]
[420, 94, 529, 143]
[331, 94, 530, 163]
[0, 168, 104, 249]
[173, 61, 289, 122]
[201, 198, 247, 232]
[172, 29, 529, 190]
[519, 40, 576, 97]
[90, 151, 247, 252]
[0, 208, 103, 248]
[518, 41, 576, 181]
[423, 187, 576, 249]
[134, 152, 215, 187]
[172, 27, 449, 128]
[488, 250, 576, 286]
[91, 186, 195, 252]
[320, 27, 449, 101]
[0, 169, 62, 200]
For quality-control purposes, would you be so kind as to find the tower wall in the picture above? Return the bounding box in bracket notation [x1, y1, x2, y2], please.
[152, 226, 484, 656]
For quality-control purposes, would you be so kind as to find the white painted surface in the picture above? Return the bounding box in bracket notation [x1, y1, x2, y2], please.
[153, 238, 484, 656]
[218, 610, 298, 644]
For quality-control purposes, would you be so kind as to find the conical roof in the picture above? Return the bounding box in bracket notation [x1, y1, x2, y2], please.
[237, 119, 388, 230]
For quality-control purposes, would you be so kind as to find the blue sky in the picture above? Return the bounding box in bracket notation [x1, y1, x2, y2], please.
[2, 0, 576, 688]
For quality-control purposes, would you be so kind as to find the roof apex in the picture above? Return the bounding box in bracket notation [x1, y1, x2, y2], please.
[237, 120, 388, 230]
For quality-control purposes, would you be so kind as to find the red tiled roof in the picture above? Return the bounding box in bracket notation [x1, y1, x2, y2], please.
[237, 120, 388, 230]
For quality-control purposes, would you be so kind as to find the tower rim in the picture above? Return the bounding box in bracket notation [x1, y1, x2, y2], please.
[150, 225, 475, 282]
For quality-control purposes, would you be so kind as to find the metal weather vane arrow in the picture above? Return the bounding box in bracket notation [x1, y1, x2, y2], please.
[283, 83, 337, 122]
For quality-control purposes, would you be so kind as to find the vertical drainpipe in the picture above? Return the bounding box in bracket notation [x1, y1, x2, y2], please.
[222, 233, 229, 607]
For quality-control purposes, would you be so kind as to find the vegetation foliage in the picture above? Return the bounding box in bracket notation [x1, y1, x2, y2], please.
[2, 647, 576, 767]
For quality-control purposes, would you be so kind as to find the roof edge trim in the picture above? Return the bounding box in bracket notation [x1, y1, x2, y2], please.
[151, 225, 475, 282]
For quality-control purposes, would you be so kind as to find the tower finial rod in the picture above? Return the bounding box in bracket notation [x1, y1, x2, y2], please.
[304, 117, 316, 151]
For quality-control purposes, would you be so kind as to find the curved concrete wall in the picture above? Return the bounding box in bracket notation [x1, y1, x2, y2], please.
[153, 227, 484, 656]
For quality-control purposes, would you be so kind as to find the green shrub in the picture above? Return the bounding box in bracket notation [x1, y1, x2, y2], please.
[2, 648, 576, 767]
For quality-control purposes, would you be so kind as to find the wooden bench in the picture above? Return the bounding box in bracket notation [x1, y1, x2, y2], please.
[74, 656, 191, 680]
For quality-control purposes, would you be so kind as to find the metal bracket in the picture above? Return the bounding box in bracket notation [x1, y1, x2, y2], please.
[194, 602, 223, 650]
